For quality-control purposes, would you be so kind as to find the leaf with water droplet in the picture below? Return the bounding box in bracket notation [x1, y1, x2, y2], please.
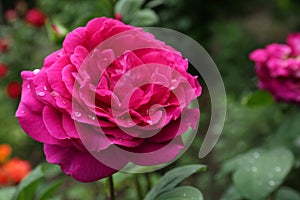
[233, 147, 294, 200]
[144, 164, 206, 200]
[154, 186, 204, 200]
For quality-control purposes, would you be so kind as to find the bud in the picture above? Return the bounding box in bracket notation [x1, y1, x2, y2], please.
[114, 13, 122, 21]
[25, 8, 47, 28]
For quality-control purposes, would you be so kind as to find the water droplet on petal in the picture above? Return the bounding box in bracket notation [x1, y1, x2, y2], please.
[43, 86, 48, 91]
[27, 85, 30, 89]
[171, 79, 177, 83]
[33, 69, 40, 75]
[170, 86, 175, 90]
[37, 91, 45, 97]
[147, 120, 153, 125]
[268, 180, 275, 186]
[88, 115, 96, 120]
[51, 91, 59, 97]
[127, 120, 133, 125]
[74, 112, 82, 118]
[20, 110, 25, 114]
[275, 166, 281, 172]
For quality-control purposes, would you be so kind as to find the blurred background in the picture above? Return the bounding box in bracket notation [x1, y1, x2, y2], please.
[0, 0, 300, 199]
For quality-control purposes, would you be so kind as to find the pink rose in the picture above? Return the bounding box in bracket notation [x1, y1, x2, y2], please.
[25, 8, 46, 28]
[16, 17, 201, 182]
[249, 33, 300, 103]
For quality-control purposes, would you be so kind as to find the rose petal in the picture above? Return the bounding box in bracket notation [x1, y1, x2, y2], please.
[44, 144, 117, 182]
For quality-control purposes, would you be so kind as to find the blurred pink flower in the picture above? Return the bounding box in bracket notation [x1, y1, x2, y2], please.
[250, 33, 300, 103]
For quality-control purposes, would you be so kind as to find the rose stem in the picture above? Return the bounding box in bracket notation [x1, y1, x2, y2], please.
[135, 175, 143, 199]
[108, 175, 116, 200]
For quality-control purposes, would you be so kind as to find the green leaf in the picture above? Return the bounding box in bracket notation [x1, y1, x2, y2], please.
[130, 9, 159, 26]
[217, 148, 264, 179]
[275, 187, 300, 200]
[233, 147, 294, 200]
[272, 111, 300, 152]
[115, 0, 145, 21]
[13, 165, 44, 200]
[145, 0, 164, 8]
[144, 164, 206, 200]
[242, 90, 274, 107]
[220, 185, 242, 200]
[0, 187, 16, 200]
[154, 186, 204, 200]
[36, 179, 64, 200]
[41, 163, 62, 179]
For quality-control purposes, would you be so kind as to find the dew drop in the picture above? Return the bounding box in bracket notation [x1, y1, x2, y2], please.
[33, 69, 40, 75]
[268, 180, 275, 186]
[37, 91, 45, 97]
[88, 115, 96, 120]
[275, 166, 281, 172]
[183, 194, 186, 197]
[20, 110, 25, 114]
[252, 152, 260, 159]
[27, 85, 30, 89]
[171, 79, 177, 83]
[43, 86, 48, 91]
[170, 86, 175, 90]
[51, 91, 59, 97]
[251, 166, 257, 172]
[268, 173, 274, 178]
[147, 120, 153, 125]
[74, 112, 82, 118]
[62, 100, 66, 105]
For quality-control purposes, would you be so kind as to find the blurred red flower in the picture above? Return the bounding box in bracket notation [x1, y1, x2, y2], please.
[0, 38, 9, 52]
[0, 63, 9, 78]
[6, 81, 22, 99]
[2, 158, 31, 184]
[0, 158, 31, 186]
[25, 8, 46, 27]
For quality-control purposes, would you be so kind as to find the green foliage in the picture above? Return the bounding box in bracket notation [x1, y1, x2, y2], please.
[115, 0, 159, 26]
[219, 147, 295, 200]
[242, 90, 274, 107]
[145, 164, 206, 200]
[275, 187, 300, 200]
[13, 165, 44, 200]
[233, 148, 294, 200]
[155, 186, 204, 200]
[0, 164, 64, 200]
